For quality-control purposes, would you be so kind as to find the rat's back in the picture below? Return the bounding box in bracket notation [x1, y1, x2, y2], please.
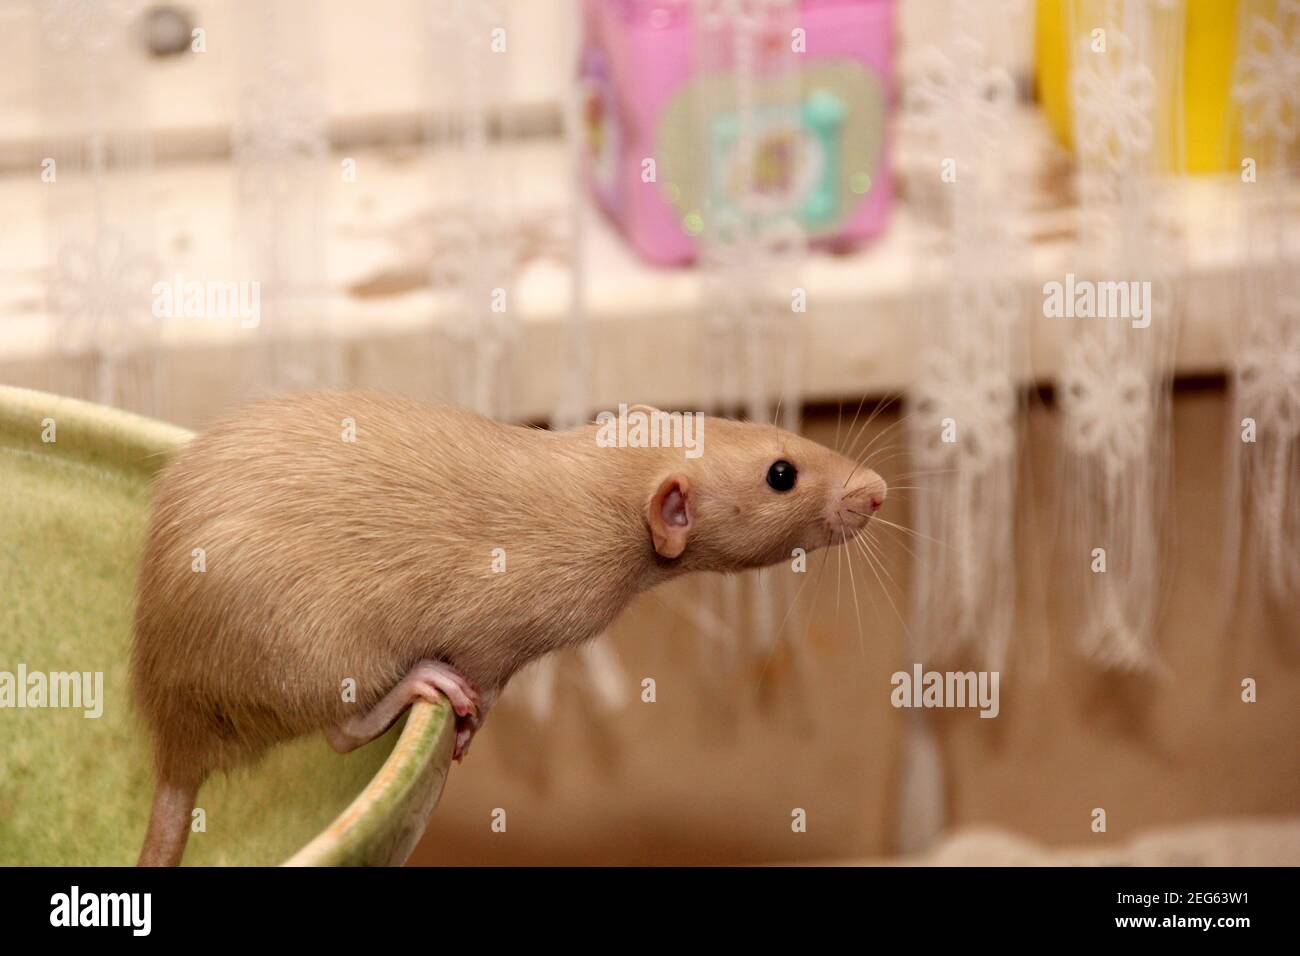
[130, 391, 534, 776]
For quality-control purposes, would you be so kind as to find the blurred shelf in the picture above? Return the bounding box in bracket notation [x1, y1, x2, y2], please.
[0, 109, 1292, 426]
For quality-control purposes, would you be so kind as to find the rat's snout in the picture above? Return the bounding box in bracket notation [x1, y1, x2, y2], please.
[829, 468, 887, 537]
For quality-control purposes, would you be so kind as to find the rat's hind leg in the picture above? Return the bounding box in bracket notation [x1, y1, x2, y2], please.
[325, 660, 482, 759]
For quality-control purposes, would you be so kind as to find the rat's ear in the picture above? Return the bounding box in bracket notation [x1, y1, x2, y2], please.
[648, 474, 692, 559]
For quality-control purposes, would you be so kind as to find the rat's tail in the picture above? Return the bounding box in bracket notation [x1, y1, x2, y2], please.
[137, 771, 202, 867]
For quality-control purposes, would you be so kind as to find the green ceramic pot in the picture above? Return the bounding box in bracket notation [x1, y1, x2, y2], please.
[0, 386, 454, 866]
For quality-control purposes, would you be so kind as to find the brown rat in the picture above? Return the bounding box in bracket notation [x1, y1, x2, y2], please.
[131, 390, 886, 865]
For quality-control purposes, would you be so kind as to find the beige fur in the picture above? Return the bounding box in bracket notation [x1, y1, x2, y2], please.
[131, 391, 884, 860]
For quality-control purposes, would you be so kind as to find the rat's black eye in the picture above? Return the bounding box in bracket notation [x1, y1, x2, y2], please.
[766, 460, 797, 492]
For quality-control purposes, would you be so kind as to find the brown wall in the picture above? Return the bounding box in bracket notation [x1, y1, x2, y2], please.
[410, 384, 1300, 865]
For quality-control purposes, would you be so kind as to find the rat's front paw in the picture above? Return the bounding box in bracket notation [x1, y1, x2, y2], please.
[325, 659, 483, 755]
[450, 684, 499, 762]
[407, 659, 481, 719]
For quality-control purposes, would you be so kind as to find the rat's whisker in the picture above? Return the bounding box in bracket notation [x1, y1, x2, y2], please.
[850, 421, 935, 479]
[858, 532, 904, 595]
[849, 432, 906, 480]
[836, 394, 870, 455]
[845, 444, 906, 489]
[850, 395, 897, 447]
[857, 442, 909, 467]
[852, 406, 917, 462]
[863, 439, 948, 472]
[842, 530, 863, 658]
[769, 556, 815, 641]
[866, 522, 930, 571]
[796, 529, 836, 655]
[835, 522, 845, 616]
[760, 528, 834, 688]
[841, 396, 908, 475]
[842, 531, 869, 664]
[885, 468, 961, 480]
[840, 392, 893, 458]
[871, 516, 955, 551]
[875, 492, 913, 505]
[896, 478, 939, 488]
[848, 538, 890, 659]
[853, 535, 913, 644]
[860, 457, 910, 479]
[851, 511, 945, 549]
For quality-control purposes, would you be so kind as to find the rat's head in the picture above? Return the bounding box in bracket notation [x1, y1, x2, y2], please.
[642, 413, 886, 573]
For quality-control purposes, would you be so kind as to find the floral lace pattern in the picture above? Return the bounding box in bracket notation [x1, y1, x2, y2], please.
[50, 230, 156, 359]
[1057, 0, 1182, 669]
[1229, 1, 1300, 603]
[1061, 340, 1154, 479]
[1237, 309, 1300, 442]
[1072, 31, 1157, 175]
[912, 348, 1017, 472]
[904, 38, 1018, 190]
[903, 3, 1026, 673]
[1233, 0, 1300, 145]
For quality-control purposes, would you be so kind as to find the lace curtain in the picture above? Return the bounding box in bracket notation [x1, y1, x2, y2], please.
[39, 0, 159, 412]
[902, 0, 1298, 677]
[896, 0, 1297, 849]
[1055, 0, 1184, 669]
[904, 0, 1027, 673]
[1227, 0, 1300, 610]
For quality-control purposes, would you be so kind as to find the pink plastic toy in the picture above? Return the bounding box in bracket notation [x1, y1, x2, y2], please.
[580, 0, 895, 266]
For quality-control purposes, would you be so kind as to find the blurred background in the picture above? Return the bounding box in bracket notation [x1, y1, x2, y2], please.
[1, 0, 1297, 865]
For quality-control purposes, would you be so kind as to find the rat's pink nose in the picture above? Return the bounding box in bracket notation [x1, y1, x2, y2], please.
[831, 470, 886, 536]
[861, 473, 887, 511]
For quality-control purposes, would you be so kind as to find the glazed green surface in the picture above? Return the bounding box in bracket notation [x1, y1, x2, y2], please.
[0, 391, 415, 865]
